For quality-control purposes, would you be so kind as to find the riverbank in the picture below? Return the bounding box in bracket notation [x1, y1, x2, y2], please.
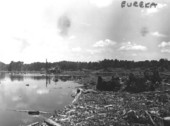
[38, 82, 170, 126]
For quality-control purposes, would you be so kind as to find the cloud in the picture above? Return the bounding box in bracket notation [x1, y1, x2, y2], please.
[119, 42, 147, 51]
[161, 49, 170, 53]
[151, 31, 167, 37]
[141, 3, 167, 15]
[132, 53, 137, 57]
[71, 47, 82, 52]
[13, 37, 30, 52]
[57, 15, 71, 37]
[80, 22, 91, 26]
[158, 41, 170, 48]
[12, 96, 22, 102]
[86, 49, 101, 54]
[87, 39, 116, 55]
[93, 39, 116, 47]
[89, 0, 114, 8]
[158, 41, 170, 53]
[69, 35, 76, 40]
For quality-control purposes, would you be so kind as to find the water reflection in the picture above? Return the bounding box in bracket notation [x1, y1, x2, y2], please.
[0, 72, 80, 126]
[0, 72, 6, 81]
[9, 74, 24, 81]
[31, 75, 47, 80]
[6, 73, 52, 83]
[46, 75, 51, 87]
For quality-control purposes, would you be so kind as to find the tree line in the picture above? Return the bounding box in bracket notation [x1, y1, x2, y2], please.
[0, 58, 169, 72]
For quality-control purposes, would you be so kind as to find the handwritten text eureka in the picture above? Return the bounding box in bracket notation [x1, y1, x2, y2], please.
[121, 1, 158, 8]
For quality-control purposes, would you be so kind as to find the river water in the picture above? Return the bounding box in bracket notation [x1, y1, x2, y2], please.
[0, 72, 80, 126]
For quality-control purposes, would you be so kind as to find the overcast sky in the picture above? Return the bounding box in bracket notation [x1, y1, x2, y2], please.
[0, 0, 169, 63]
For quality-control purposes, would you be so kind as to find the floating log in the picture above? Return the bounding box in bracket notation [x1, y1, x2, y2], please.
[6, 109, 51, 115]
[28, 111, 40, 115]
[26, 84, 29, 86]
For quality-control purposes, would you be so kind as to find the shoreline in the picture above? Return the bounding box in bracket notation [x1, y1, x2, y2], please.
[38, 90, 170, 126]
[27, 75, 170, 126]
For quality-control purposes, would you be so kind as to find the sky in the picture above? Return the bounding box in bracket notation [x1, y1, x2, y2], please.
[0, 0, 169, 63]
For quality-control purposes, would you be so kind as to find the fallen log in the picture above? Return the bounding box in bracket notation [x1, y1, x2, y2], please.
[163, 117, 170, 126]
[104, 104, 114, 108]
[141, 90, 170, 94]
[44, 118, 62, 126]
[83, 89, 98, 94]
[27, 122, 39, 126]
[72, 88, 83, 104]
[72, 88, 98, 104]
[72, 88, 97, 104]
[164, 83, 170, 86]
[71, 88, 97, 97]
[145, 111, 156, 126]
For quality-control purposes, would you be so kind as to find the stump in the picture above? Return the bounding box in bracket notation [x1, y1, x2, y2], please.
[96, 76, 103, 90]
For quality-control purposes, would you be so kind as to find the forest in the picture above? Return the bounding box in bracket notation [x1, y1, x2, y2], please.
[0, 58, 169, 72]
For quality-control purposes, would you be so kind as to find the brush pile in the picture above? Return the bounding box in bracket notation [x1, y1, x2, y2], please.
[38, 69, 170, 126]
[40, 87, 170, 126]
